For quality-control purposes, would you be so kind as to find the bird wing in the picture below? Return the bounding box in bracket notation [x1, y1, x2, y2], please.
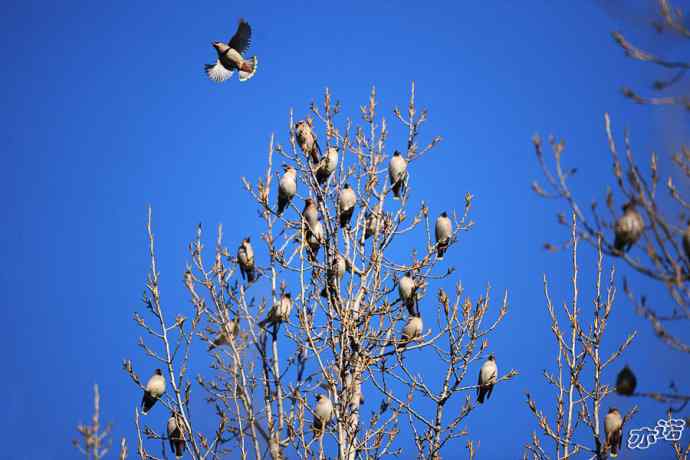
[228, 19, 252, 53]
[205, 60, 234, 83]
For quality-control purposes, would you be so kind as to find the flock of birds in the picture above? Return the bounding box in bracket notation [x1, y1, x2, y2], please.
[132, 17, 656, 459]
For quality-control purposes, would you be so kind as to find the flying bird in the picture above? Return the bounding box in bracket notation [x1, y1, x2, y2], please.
[614, 201, 644, 253]
[167, 412, 186, 459]
[435, 212, 452, 259]
[312, 394, 334, 435]
[388, 150, 408, 199]
[477, 354, 497, 404]
[604, 407, 623, 457]
[208, 318, 239, 351]
[205, 19, 258, 83]
[315, 147, 339, 185]
[141, 369, 166, 415]
[259, 293, 293, 327]
[295, 120, 321, 164]
[338, 184, 357, 228]
[237, 237, 256, 283]
[277, 165, 297, 216]
[615, 365, 637, 396]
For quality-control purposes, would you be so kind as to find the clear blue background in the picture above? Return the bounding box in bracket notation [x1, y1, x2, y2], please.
[2, 1, 688, 458]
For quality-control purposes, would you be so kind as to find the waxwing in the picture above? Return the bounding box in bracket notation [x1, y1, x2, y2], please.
[259, 293, 293, 327]
[237, 237, 256, 283]
[435, 212, 452, 259]
[388, 150, 408, 199]
[604, 408, 623, 457]
[614, 201, 644, 253]
[141, 369, 166, 415]
[338, 184, 357, 228]
[205, 18, 258, 82]
[277, 165, 297, 216]
[477, 354, 497, 404]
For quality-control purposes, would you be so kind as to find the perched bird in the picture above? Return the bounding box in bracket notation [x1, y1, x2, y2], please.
[344, 372, 365, 408]
[295, 120, 321, 164]
[614, 201, 644, 253]
[237, 237, 256, 283]
[205, 19, 258, 83]
[604, 407, 623, 457]
[435, 212, 452, 259]
[615, 365, 637, 396]
[683, 222, 690, 261]
[312, 394, 334, 434]
[321, 253, 347, 298]
[302, 198, 319, 226]
[388, 150, 408, 199]
[277, 165, 297, 216]
[398, 272, 417, 316]
[477, 354, 497, 404]
[141, 369, 166, 415]
[338, 184, 357, 228]
[315, 147, 339, 185]
[365, 212, 378, 240]
[400, 316, 423, 347]
[167, 412, 186, 459]
[208, 318, 239, 351]
[306, 220, 324, 262]
[259, 293, 292, 327]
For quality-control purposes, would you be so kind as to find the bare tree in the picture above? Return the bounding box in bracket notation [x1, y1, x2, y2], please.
[611, 0, 690, 109]
[123, 85, 518, 460]
[530, 3, 690, 458]
[74, 384, 128, 460]
[525, 218, 637, 459]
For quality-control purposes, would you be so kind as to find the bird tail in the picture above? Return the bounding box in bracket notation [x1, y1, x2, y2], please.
[477, 387, 486, 404]
[392, 180, 404, 199]
[437, 242, 448, 259]
[239, 56, 258, 81]
[613, 235, 626, 253]
[141, 393, 156, 415]
[247, 267, 257, 283]
[277, 196, 288, 216]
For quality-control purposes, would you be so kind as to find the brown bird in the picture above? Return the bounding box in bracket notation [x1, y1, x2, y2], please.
[295, 120, 321, 164]
[388, 150, 408, 199]
[683, 221, 690, 261]
[167, 412, 186, 459]
[400, 316, 423, 347]
[615, 365, 637, 396]
[398, 272, 417, 316]
[365, 212, 378, 240]
[302, 198, 319, 226]
[312, 394, 334, 434]
[259, 293, 293, 327]
[435, 212, 452, 259]
[315, 147, 338, 185]
[321, 253, 346, 298]
[614, 201, 644, 253]
[338, 184, 357, 228]
[306, 220, 324, 262]
[237, 237, 256, 283]
[477, 354, 497, 404]
[205, 19, 258, 83]
[604, 407, 623, 457]
[208, 318, 239, 351]
[141, 369, 166, 415]
[277, 165, 297, 216]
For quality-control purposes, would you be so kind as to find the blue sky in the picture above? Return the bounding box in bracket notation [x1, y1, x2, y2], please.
[2, 1, 688, 458]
